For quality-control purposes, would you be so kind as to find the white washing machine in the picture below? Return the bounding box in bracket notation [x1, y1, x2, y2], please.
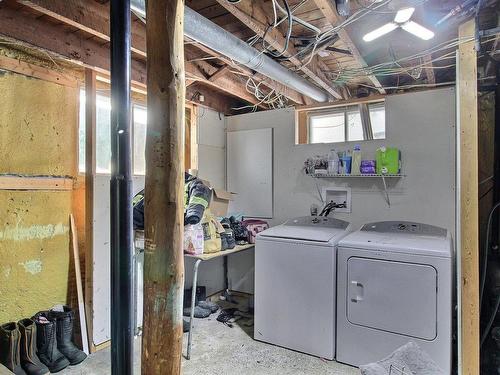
[336, 221, 453, 373]
[254, 216, 351, 360]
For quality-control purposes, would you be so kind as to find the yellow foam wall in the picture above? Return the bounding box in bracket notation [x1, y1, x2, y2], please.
[0, 71, 78, 323]
[0, 71, 77, 176]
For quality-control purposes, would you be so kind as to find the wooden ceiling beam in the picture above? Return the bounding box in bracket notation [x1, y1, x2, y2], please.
[422, 55, 436, 85]
[215, 0, 343, 100]
[17, 0, 147, 59]
[312, 0, 386, 94]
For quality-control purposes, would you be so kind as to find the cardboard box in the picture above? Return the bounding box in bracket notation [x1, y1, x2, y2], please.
[209, 188, 235, 217]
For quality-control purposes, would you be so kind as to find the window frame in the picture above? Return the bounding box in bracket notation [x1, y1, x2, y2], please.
[296, 98, 385, 145]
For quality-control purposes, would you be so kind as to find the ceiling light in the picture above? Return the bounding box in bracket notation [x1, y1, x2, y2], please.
[394, 7, 415, 24]
[363, 7, 434, 42]
[401, 21, 435, 40]
[363, 23, 398, 42]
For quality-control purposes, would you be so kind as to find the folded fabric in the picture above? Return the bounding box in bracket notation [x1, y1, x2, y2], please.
[359, 342, 446, 375]
[198, 301, 219, 313]
[183, 306, 211, 319]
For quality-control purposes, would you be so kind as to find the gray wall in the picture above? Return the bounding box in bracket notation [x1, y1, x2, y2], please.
[226, 87, 456, 294]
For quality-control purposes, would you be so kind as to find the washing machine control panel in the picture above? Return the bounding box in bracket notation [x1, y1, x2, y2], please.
[284, 216, 349, 229]
[361, 221, 447, 237]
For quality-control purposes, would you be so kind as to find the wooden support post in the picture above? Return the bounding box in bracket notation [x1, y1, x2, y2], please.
[458, 19, 479, 375]
[84, 68, 97, 353]
[142, 0, 185, 374]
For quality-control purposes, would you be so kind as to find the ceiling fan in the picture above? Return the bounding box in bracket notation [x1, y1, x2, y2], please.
[363, 7, 435, 42]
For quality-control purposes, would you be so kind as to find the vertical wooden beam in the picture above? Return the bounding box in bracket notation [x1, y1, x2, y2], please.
[142, 0, 185, 373]
[458, 19, 479, 375]
[84, 68, 97, 353]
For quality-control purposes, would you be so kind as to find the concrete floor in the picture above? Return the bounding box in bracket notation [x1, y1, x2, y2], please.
[61, 313, 359, 375]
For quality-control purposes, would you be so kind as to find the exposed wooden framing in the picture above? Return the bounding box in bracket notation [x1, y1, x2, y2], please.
[191, 41, 305, 104]
[0, 175, 73, 190]
[209, 65, 231, 82]
[312, 0, 386, 94]
[0, 2, 147, 85]
[422, 55, 436, 85]
[190, 105, 199, 171]
[0, 54, 78, 87]
[16, 0, 304, 106]
[186, 83, 244, 114]
[84, 68, 97, 353]
[17, 0, 147, 58]
[2, 1, 252, 113]
[142, 0, 184, 373]
[457, 19, 479, 375]
[215, 0, 343, 100]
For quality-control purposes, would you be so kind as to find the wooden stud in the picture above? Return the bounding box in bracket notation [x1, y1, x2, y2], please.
[84, 68, 97, 353]
[142, 0, 185, 373]
[0, 175, 73, 190]
[70, 214, 90, 355]
[0, 54, 77, 87]
[458, 19, 479, 375]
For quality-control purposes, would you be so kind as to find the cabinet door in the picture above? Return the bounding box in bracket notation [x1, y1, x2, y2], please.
[346, 257, 437, 340]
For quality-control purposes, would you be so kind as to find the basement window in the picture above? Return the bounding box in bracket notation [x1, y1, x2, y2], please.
[296, 100, 386, 144]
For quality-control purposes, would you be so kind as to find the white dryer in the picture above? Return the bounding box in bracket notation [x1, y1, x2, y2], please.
[336, 221, 453, 373]
[254, 216, 351, 360]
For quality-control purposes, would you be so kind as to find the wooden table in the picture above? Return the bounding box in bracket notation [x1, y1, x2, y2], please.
[184, 244, 255, 359]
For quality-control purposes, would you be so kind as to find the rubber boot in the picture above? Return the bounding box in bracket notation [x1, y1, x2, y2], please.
[32, 313, 69, 373]
[48, 306, 87, 366]
[0, 322, 26, 375]
[18, 319, 49, 375]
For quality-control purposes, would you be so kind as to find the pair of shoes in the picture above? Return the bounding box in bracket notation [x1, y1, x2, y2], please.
[32, 306, 87, 373]
[0, 319, 49, 375]
[182, 300, 220, 319]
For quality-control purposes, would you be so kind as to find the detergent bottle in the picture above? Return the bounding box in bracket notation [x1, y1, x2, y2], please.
[351, 145, 362, 175]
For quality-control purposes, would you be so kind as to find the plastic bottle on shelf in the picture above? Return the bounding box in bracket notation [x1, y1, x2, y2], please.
[328, 149, 339, 175]
[351, 144, 362, 175]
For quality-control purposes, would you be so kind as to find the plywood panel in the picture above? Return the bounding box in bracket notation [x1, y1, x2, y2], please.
[227, 128, 273, 218]
[0, 191, 72, 322]
[0, 72, 78, 176]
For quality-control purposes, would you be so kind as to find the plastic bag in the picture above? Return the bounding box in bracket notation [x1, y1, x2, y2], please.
[184, 223, 204, 255]
[201, 209, 223, 254]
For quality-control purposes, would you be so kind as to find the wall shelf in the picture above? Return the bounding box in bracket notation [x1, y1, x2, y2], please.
[309, 173, 404, 207]
[311, 173, 404, 178]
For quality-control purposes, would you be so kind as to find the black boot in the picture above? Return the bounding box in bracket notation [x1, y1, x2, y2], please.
[0, 322, 26, 375]
[18, 319, 49, 375]
[48, 306, 87, 366]
[32, 313, 69, 373]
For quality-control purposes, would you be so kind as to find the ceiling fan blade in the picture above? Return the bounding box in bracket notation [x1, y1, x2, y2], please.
[401, 21, 435, 40]
[363, 23, 398, 42]
[394, 7, 415, 24]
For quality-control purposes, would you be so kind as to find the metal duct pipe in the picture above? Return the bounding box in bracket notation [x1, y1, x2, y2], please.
[130, 0, 330, 103]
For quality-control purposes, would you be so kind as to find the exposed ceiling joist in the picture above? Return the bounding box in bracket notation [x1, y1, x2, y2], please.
[312, 0, 386, 94]
[0, 1, 254, 113]
[215, 0, 344, 100]
[18, 0, 305, 105]
[10, 0, 264, 109]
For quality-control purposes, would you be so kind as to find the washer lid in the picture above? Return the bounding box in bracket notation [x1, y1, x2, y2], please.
[258, 216, 350, 243]
[339, 221, 452, 258]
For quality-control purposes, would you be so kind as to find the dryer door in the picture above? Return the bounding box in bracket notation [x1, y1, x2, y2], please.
[346, 257, 437, 340]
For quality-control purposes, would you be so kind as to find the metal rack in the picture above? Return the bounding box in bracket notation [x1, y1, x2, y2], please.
[310, 173, 405, 207]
